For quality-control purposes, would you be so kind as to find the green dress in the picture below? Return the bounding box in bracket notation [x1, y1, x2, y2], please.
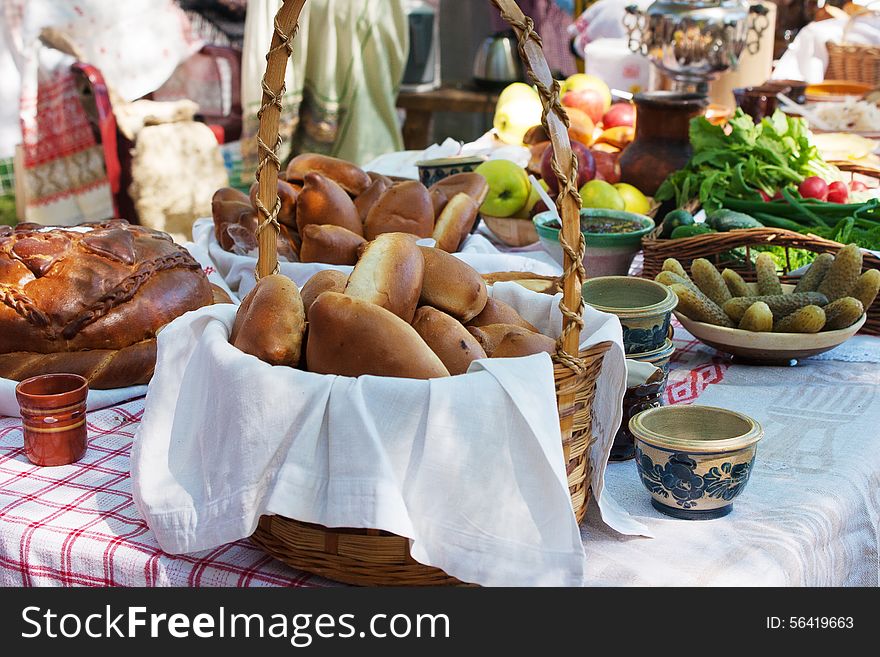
[241, 0, 408, 172]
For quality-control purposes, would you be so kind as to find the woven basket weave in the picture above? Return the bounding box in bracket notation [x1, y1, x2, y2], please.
[825, 8, 880, 87]
[246, 0, 610, 586]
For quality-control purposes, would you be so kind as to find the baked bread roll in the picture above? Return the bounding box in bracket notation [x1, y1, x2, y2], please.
[300, 269, 348, 313]
[354, 178, 389, 223]
[230, 274, 305, 367]
[432, 192, 479, 253]
[249, 179, 300, 229]
[428, 172, 490, 206]
[307, 292, 449, 379]
[367, 171, 394, 188]
[211, 187, 252, 248]
[286, 153, 371, 196]
[0, 339, 157, 389]
[0, 220, 212, 387]
[411, 306, 486, 375]
[492, 331, 556, 358]
[363, 180, 434, 240]
[467, 297, 539, 332]
[299, 224, 366, 265]
[430, 188, 448, 218]
[419, 246, 487, 323]
[345, 233, 424, 322]
[467, 324, 552, 357]
[211, 283, 234, 305]
[481, 271, 560, 295]
[296, 172, 363, 237]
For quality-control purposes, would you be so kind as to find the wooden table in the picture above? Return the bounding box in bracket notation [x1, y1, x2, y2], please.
[396, 83, 499, 150]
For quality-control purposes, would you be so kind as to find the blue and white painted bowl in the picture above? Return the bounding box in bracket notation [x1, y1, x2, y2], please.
[582, 275, 677, 355]
[629, 405, 763, 520]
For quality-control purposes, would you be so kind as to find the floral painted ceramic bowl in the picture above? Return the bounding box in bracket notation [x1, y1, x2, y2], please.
[582, 276, 677, 354]
[628, 338, 675, 382]
[629, 405, 763, 520]
[415, 155, 487, 189]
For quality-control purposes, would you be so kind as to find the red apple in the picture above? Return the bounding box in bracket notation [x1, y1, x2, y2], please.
[541, 140, 596, 193]
[850, 180, 868, 192]
[591, 149, 620, 184]
[601, 102, 635, 129]
[562, 89, 606, 124]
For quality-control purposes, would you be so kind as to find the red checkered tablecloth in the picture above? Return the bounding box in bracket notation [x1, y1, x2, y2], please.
[0, 323, 723, 587]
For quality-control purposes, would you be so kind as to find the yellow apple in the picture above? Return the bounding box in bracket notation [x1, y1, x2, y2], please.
[561, 73, 612, 113]
[494, 83, 543, 145]
[511, 178, 549, 219]
[475, 159, 531, 217]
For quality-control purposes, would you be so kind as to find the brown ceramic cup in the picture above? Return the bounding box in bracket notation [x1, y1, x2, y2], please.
[15, 374, 89, 467]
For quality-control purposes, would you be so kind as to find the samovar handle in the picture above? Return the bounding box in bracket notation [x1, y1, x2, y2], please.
[623, 4, 648, 56]
[745, 3, 770, 55]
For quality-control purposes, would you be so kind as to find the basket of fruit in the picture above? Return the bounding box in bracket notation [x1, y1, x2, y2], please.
[655, 246, 876, 363]
[224, 0, 613, 586]
[641, 107, 880, 336]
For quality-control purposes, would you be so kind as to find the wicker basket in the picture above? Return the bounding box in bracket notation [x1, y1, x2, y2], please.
[641, 226, 880, 336]
[825, 8, 880, 87]
[246, 0, 610, 586]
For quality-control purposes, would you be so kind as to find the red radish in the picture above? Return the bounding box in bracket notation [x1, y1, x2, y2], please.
[826, 181, 849, 204]
[772, 190, 784, 200]
[850, 180, 868, 192]
[759, 189, 771, 201]
[798, 176, 828, 201]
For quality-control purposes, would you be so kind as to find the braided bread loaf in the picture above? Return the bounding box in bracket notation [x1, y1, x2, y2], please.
[0, 220, 213, 388]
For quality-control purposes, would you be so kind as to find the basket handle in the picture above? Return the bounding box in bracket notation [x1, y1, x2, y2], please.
[254, 0, 586, 375]
[839, 5, 880, 43]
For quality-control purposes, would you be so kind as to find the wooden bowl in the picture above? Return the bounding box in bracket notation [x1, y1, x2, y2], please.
[675, 311, 866, 365]
[805, 80, 873, 103]
[481, 214, 539, 247]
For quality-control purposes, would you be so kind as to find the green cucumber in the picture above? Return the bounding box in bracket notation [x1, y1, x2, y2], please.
[670, 224, 716, 239]
[706, 209, 763, 232]
[660, 209, 695, 238]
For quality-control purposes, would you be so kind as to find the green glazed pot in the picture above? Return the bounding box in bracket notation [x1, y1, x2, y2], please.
[582, 275, 677, 354]
[629, 405, 763, 520]
[533, 209, 655, 278]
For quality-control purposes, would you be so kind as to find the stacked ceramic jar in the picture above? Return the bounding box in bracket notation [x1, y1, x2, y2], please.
[582, 276, 678, 460]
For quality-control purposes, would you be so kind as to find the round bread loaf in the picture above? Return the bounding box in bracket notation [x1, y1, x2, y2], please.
[432, 192, 479, 253]
[307, 292, 449, 379]
[363, 180, 434, 240]
[299, 224, 366, 265]
[296, 172, 363, 237]
[230, 274, 305, 367]
[419, 246, 487, 323]
[300, 269, 348, 313]
[345, 233, 424, 322]
[411, 306, 486, 375]
[285, 153, 371, 196]
[429, 188, 448, 218]
[467, 297, 538, 332]
[0, 220, 213, 387]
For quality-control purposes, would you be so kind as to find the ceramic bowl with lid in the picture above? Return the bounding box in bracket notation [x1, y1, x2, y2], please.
[630, 405, 763, 520]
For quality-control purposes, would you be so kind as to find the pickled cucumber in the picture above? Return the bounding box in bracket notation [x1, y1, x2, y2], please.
[772, 305, 826, 333]
[738, 302, 773, 332]
[670, 283, 735, 328]
[662, 258, 691, 281]
[818, 243, 863, 302]
[849, 269, 880, 310]
[722, 268, 751, 298]
[822, 297, 864, 331]
[691, 258, 732, 306]
[794, 253, 834, 293]
[655, 270, 700, 294]
[755, 252, 783, 296]
[722, 292, 828, 323]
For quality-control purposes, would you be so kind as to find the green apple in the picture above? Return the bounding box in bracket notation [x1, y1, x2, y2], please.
[512, 178, 549, 219]
[475, 159, 531, 217]
[493, 83, 542, 145]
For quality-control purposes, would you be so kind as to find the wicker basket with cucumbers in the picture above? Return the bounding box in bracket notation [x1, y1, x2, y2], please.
[655, 245, 878, 363]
